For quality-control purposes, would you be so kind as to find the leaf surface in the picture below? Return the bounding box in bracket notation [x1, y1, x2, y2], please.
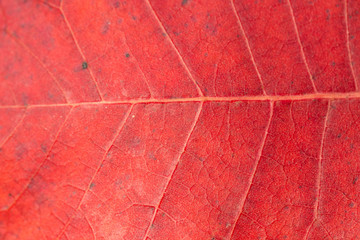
[0, 0, 360, 239]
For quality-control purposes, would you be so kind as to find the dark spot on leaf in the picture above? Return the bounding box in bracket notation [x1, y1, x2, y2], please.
[132, 15, 137, 21]
[125, 53, 130, 58]
[326, 9, 330, 21]
[113, 1, 120, 8]
[106, 151, 112, 162]
[353, 176, 358, 184]
[16, 144, 28, 160]
[90, 183, 95, 189]
[107, 151, 112, 158]
[8, 193, 12, 197]
[181, 0, 188, 6]
[41, 144, 47, 153]
[82, 62, 88, 69]
[28, 178, 35, 189]
[129, 137, 141, 147]
[22, 94, 29, 106]
[331, 61, 336, 66]
[115, 179, 123, 188]
[161, 213, 165, 217]
[349, 202, 355, 208]
[102, 22, 110, 34]
[337, 133, 342, 138]
[148, 152, 157, 160]
[12, 31, 19, 38]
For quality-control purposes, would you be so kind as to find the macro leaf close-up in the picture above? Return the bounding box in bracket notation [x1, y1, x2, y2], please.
[0, 0, 360, 239]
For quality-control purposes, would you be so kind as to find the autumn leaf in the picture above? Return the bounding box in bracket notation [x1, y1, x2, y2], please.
[0, 0, 360, 239]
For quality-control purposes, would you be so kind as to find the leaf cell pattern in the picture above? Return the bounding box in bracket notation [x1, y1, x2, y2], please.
[0, 0, 360, 239]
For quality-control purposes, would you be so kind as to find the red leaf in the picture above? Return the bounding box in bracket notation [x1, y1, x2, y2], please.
[1, 0, 360, 239]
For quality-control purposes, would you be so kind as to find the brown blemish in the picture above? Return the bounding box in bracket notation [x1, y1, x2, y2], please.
[326, 9, 331, 21]
[41, 144, 47, 153]
[113, 1, 120, 8]
[353, 176, 358, 185]
[181, 0, 188, 6]
[148, 152, 157, 160]
[16, 144, 28, 160]
[102, 22, 110, 34]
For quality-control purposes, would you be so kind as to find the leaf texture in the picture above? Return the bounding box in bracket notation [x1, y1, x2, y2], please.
[0, 0, 360, 239]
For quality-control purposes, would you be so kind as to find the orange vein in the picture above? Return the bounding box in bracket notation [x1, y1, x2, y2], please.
[286, 0, 318, 93]
[314, 100, 331, 217]
[230, 0, 267, 96]
[344, 0, 358, 91]
[145, 0, 204, 97]
[58, 5, 104, 101]
[0, 109, 26, 147]
[304, 100, 331, 239]
[42, 0, 59, 9]
[56, 104, 134, 239]
[142, 101, 203, 239]
[0, 92, 360, 109]
[122, 33, 154, 98]
[82, 210, 96, 240]
[228, 101, 273, 239]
